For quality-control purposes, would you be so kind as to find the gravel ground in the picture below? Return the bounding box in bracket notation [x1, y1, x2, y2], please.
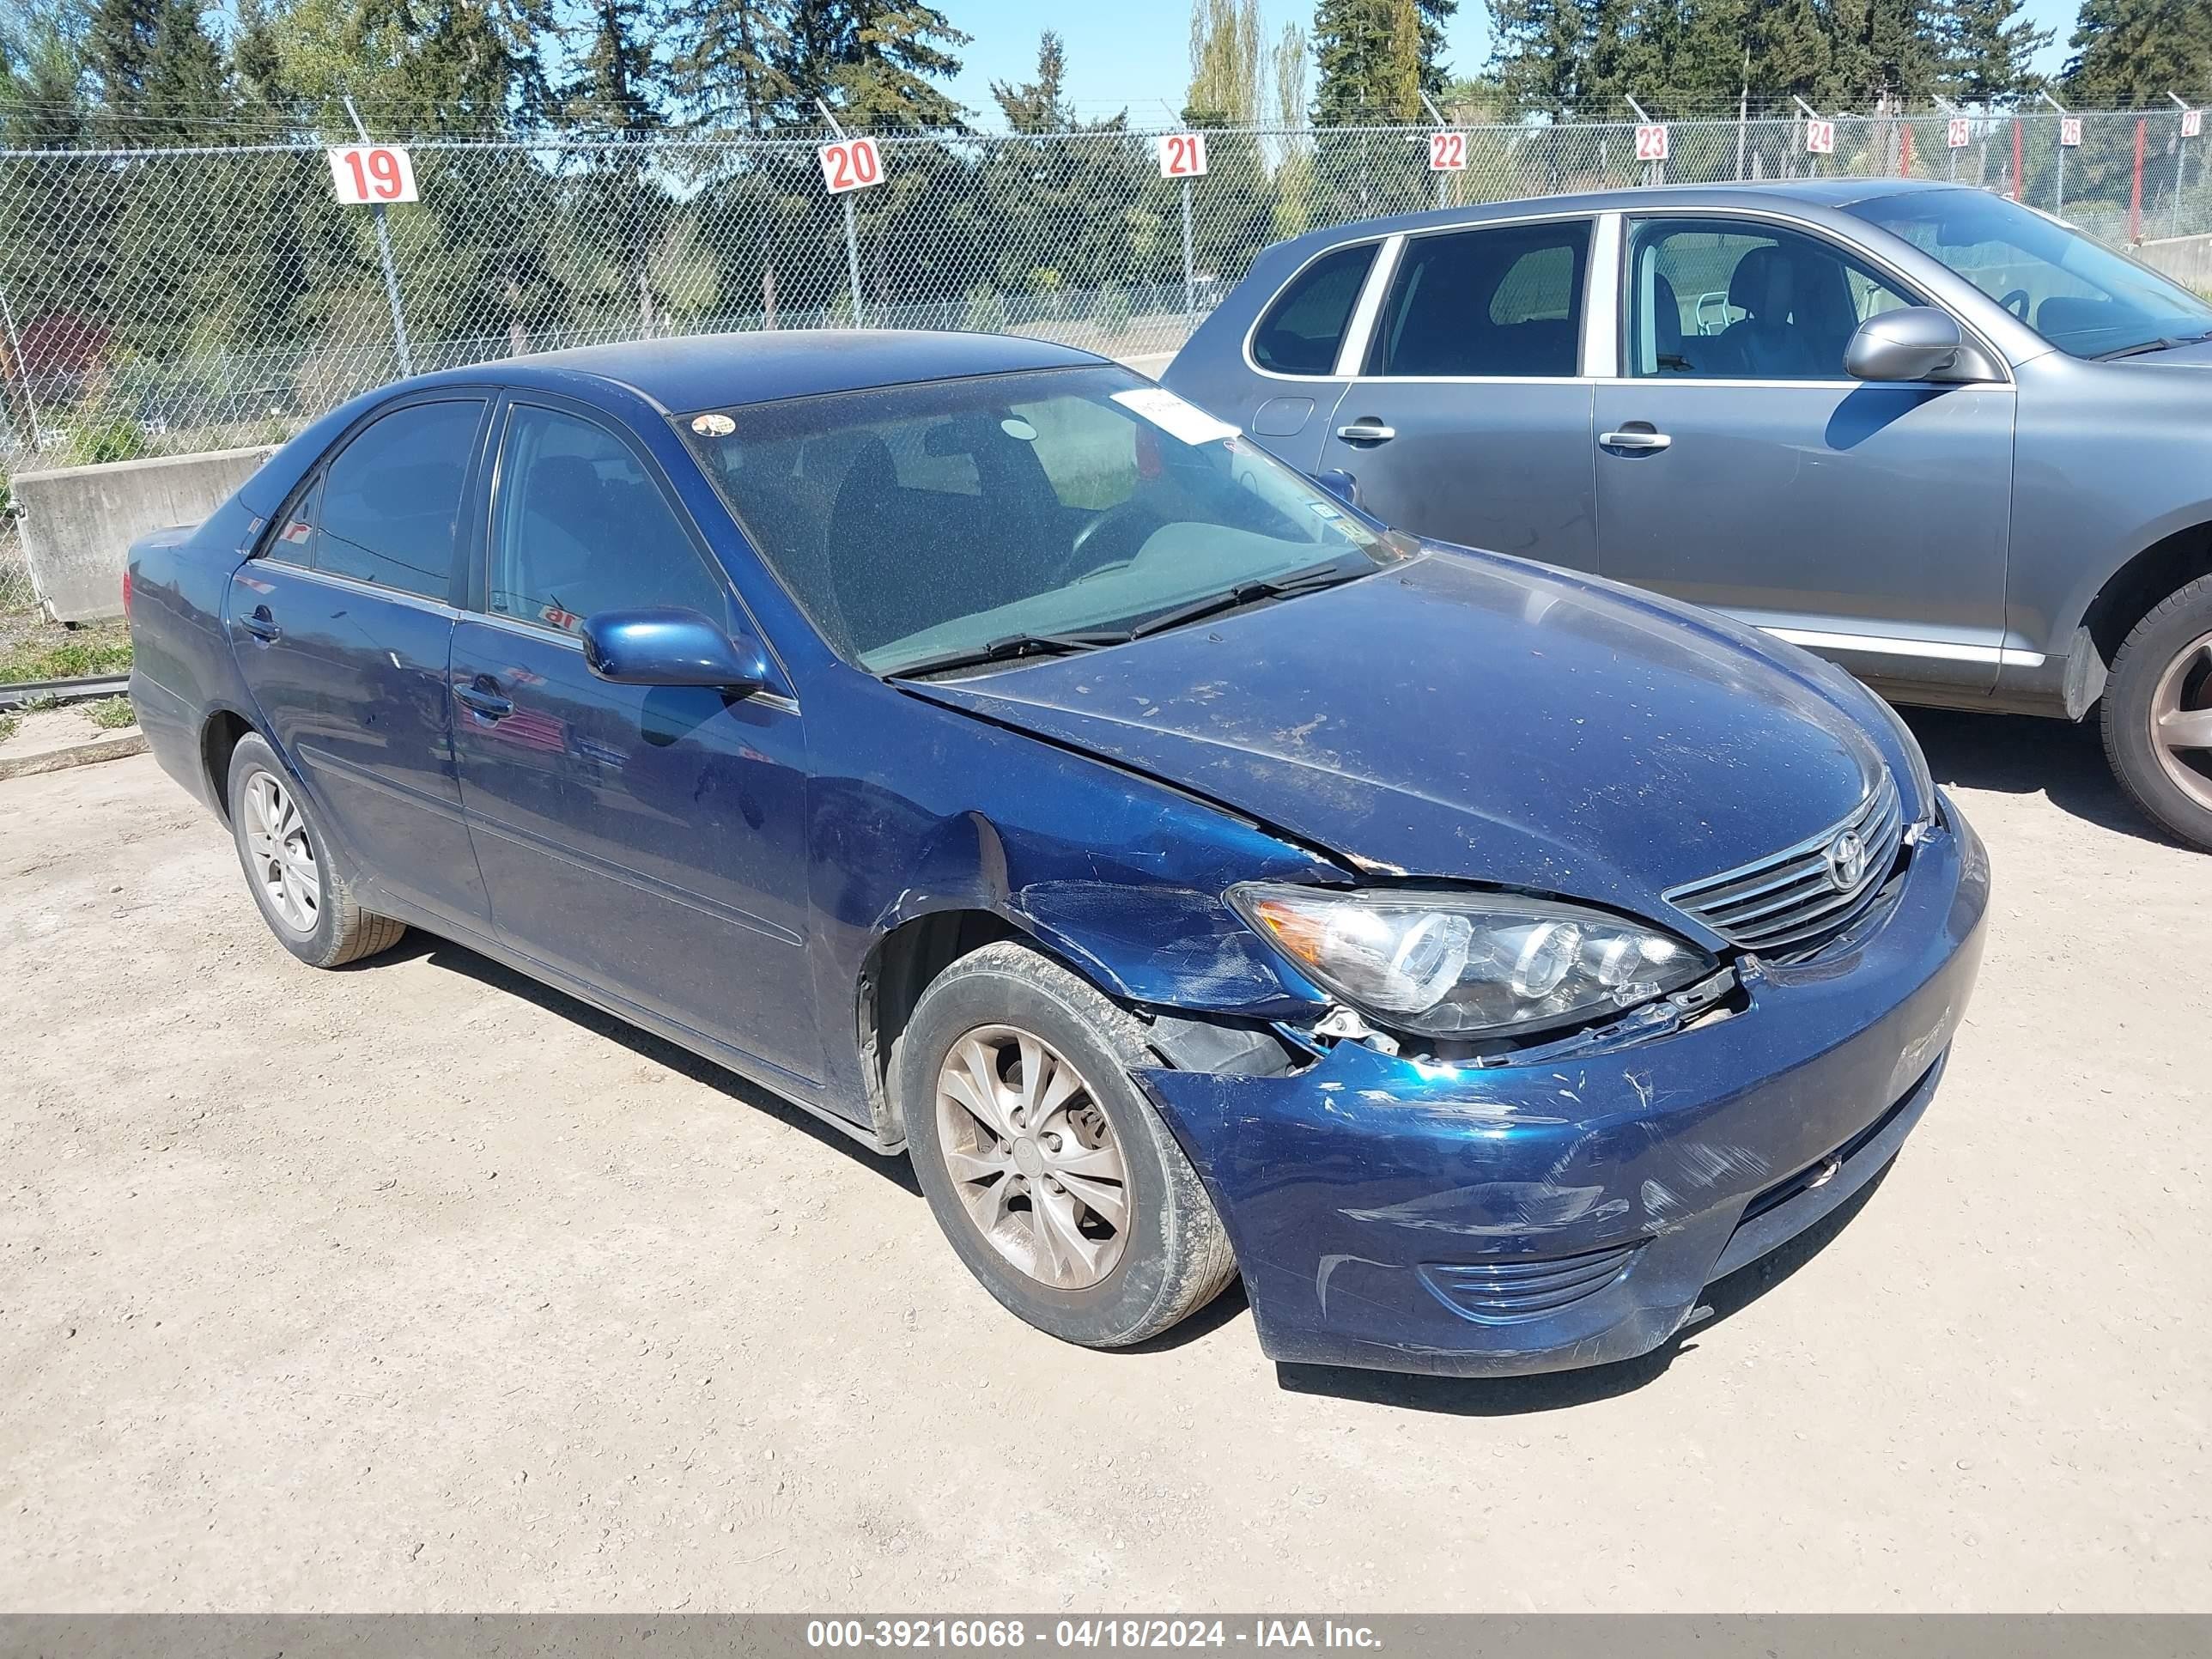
[1, 708, 2207, 1612]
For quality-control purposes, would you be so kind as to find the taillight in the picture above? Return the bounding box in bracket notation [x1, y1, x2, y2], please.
[121, 568, 133, 620]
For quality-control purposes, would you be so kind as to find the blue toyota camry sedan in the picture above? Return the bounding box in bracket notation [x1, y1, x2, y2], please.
[126, 330, 1988, 1377]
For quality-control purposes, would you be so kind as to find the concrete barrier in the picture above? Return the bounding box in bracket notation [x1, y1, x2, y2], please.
[2139, 232, 2212, 292]
[12, 445, 276, 623]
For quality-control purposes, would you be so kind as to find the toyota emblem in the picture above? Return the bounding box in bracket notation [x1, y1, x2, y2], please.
[1826, 829, 1869, 890]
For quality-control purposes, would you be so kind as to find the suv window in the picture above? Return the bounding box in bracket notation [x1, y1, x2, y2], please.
[488, 404, 726, 635]
[1368, 221, 1589, 378]
[1251, 241, 1377, 374]
[313, 400, 482, 599]
[1627, 219, 1918, 380]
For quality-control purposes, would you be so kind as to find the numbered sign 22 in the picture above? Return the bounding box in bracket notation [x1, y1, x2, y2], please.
[1633, 125, 1668, 162]
[2058, 117, 2082, 148]
[1427, 131, 1468, 172]
[1947, 117, 1971, 149]
[327, 145, 417, 205]
[1158, 132, 1209, 179]
[2185, 109, 2203, 139]
[1805, 119, 1836, 155]
[817, 136, 884, 195]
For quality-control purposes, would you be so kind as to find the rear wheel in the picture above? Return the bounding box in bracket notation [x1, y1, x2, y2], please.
[226, 732, 407, 967]
[2102, 575, 2212, 852]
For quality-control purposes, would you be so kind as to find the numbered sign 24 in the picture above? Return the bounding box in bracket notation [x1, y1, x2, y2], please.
[1428, 131, 1467, 172]
[817, 136, 884, 195]
[1947, 117, 1971, 149]
[2185, 109, 2203, 139]
[1158, 132, 1209, 179]
[2059, 117, 2082, 148]
[1805, 119, 1836, 155]
[1633, 125, 1668, 162]
[327, 145, 418, 205]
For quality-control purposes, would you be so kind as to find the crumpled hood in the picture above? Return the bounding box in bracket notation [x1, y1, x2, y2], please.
[913, 550, 1891, 916]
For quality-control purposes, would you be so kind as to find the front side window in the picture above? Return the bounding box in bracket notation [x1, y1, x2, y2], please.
[1626, 220, 1917, 380]
[683, 366, 1409, 674]
[313, 399, 482, 599]
[488, 405, 727, 635]
[1368, 220, 1589, 378]
[1847, 186, 2212, 360]
[1251, 240, 1377, 374]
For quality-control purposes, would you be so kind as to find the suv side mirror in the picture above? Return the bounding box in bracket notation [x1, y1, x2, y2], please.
[580, 607, 768, 692]
[1844, 306, 1997, 383]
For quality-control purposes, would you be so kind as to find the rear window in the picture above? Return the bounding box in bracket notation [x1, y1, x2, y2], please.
[1369, 221, 1589, 378]
[1250, 242, 1377, 375]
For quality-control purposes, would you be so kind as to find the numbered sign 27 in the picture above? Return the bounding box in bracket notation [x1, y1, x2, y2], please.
[817, 136, 884, 195]
[327, 145, 418, 205]
[1158, 132, 1209, 179]
[2059, 117, 2082, 148]
[1805, 119, 1836, 155]
[1633, 125, 1669, 163]
[1428, 131, 1467, 172]
[1947, 117, 1971, 149]
[2185, 109, 2203, 139]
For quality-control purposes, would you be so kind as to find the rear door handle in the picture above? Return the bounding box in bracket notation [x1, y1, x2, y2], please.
[454, 679, 513, 720]
[1335, 419, 1396, 444]
[241, 607, 282, 642]
[1599, 427, 1672, 452]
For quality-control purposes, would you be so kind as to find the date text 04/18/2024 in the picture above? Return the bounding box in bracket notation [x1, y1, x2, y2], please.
[804, 1622, 1383, 1650]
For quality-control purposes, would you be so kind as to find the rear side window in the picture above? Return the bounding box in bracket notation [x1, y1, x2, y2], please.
[1251, 241, 1377, 374]
[313, 400, 483, 599]
[1369, 221, 1589, 378]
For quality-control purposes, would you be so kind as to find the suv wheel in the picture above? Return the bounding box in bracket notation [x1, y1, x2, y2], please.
[2103, 574, 2212, 852]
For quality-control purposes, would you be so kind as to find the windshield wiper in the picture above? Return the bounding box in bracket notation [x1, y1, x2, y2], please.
[882, 629, 1127, 680]
[2094, 330, 2212, 362]
[1122, 558, 1372, 641]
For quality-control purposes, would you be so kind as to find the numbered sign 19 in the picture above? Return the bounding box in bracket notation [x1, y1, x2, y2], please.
[1633, 125, 1669, 162]
[1805, 120, 1836, 155]
[817, 136, 884, 195]
[327, 145, 418, 205]
[1428, 131, 1467, 172]
[1158, 132, 1209, 179]
[2185, 109, 2203, 139]
[2058, 117, 2082, 148]
[1947, 117, 1971, 150]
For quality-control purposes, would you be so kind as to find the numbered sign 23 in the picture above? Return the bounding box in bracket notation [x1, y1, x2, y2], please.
[817, 136, 884, 194]
[1947, 117, 1971, 149]
[1633, 125, 1668, 162]
[1427, 131, 1467, 172]
[2058, 117, 2082, 148]
[1805, 119, 1836, 155]
[2185, 109, 2203, 139]
[327, 145, 418, 205]
[1158, 132, 1209, 179]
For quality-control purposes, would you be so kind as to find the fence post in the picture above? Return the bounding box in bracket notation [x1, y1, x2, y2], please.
[2130, 118, 2146, 242]
[2172, 94, 2196, 240]
[815, 101, 867, 328]
[2011, 119, 2023, 200]
[343, 95, 414, 377]
[1180, 176, 1195, 335]
[0, 276, 42, 452]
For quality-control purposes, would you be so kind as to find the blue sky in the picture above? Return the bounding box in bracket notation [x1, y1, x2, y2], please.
[943, 0, 2085, 131]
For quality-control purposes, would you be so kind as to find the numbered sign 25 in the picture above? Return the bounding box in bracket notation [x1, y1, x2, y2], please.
[817, 136, 884, 195]
[2058, 117, 2082, 148]
[1805, 119, 1836, 155]
[2185, 109, 2203, 139]
[327, 145, 418, 205]
[1427, 131, 1467, 172]
[1633, 124, 1668, 162]
[1158, 132, 1209, 179]
[1947, 117, 1971, 149]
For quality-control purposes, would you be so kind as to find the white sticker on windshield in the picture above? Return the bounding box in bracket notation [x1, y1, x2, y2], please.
[1000, 416, 1037, 441]
[1111, 386, 1241, 447]
[690, 413, 735, 436]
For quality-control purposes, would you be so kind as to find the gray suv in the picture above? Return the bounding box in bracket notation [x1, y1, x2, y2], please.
[1164, 179, 2212, 849]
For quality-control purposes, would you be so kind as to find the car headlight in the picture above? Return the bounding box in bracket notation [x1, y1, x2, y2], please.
[1868, 693, 1936, 825]
[1229, 884, 1717, 1039]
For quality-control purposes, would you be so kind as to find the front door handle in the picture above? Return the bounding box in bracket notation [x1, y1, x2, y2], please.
[241, 606, 282, 642]
[454, 678, 514, 720]
[1335, 419, 1396, 444]
[1599, 426, 1673, 453]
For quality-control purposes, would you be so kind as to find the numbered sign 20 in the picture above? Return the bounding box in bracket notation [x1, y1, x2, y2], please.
[1947, 117, 1971, 149]
[327, 145, 418, 205]
[2059, 117, 2082, 148]
[2185, 109, 2203, 139]
[817, 136, 884, 195]
[1805, 119, 1836, 155]
[1633, 125, 1669, 162]
[1158, 132, 1209, 179]
[1427, 131, 1467, 172]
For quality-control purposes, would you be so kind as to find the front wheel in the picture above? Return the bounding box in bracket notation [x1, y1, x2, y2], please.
[898, 941, 1238, 1348]
[2102, 574, 2212, 852]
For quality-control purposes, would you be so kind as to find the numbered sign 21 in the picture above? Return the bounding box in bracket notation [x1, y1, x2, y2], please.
[1805, 119, 1836, 155]
[1158, 132, 1209, 179]
[1633, 125, 1669, 162]
[1427, 131, 1467, 172]
[327, 145, 418, 205]
[2059, 117, 2082, 148]
[817, 136, 884, 195]
[1947, 117, 1971, 149]
[2185, 109, 2203, 139]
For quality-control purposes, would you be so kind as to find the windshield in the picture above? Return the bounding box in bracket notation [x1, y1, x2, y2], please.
[1847, 187, 2212, 360]
[680, 365, 1408, 675]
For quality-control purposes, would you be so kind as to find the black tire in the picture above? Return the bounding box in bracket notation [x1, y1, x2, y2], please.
[225, 732, 408, 968]
[2101, 573, 2212, 852]
[898, 940, 1238, 1349]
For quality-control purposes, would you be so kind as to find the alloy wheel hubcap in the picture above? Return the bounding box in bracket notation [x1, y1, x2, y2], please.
[243, 769, 320, 934]
[2149, 632, 2212, 813]
[933, 1024, 1131, 1291]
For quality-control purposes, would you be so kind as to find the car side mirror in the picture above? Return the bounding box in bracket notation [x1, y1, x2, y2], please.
[1315, 468, 1360, 508]
[1844, 306, 1997, 383]
[580, 607, 768, 693]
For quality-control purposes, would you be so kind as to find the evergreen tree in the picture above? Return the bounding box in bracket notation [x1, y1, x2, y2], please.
[1482, 0, 1588, 115]
[672, 0, 793, 130]
[991, 29, 1069, 133]
[1934, 0, 2047, 103]
[562, 0, 666, 131]
[2064, 0, 2212, 106]
[785, 0, 966, 129]
[1315, 0, 1454, 119]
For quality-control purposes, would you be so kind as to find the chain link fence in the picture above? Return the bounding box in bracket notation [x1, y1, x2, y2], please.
[3, 104, 2209, 592]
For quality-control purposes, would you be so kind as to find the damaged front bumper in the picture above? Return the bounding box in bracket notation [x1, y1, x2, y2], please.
[1136, 798, 1990, 1378]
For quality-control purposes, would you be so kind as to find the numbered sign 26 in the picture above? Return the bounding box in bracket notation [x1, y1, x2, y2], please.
[817, 136, 884, 195]
[1947, 117, 1971, 149]
[2185, 109, 2203, 139]
[1805, 119, 1836, 155]
[1158, 132, 1209, 179]
[1633, 125, 1669, 162]
[327, 145, 418, 205]
[2059, 117, 2082, 148]
[1428, 131, 1467, 172]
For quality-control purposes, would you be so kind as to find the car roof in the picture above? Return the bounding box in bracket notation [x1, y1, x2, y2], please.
[405, 328, 1111, 415]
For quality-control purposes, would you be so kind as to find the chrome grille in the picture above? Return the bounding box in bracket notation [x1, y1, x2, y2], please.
[1664, 770, 1905, 957]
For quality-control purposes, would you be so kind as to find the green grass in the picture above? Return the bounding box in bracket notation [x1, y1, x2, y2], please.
[0, 630, 134, 685]
[0, 710, 16, 744]
[83, 694, 137, 730]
